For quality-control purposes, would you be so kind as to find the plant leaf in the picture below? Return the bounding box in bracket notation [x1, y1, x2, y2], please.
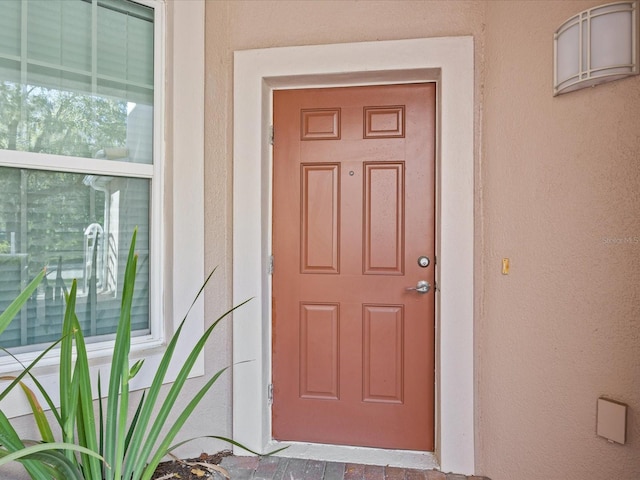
[19, 449, 86, 480]
[0, 269, 44, 336]
[0, 411, 53, 479]
[0, 336, 63, 409]
[0, 449, 51, 480]
[124, 390, 146, 456]
[129, 297, 251, 480]
[139, 367, 230, 480]
[0, 441, 105, 468]
[122, 268, 220, 480]
[121, 321, 184, 480]
[59, 280, 78, 458]
[140, 360, 285, 480]
[17, 380, 55, 443]
[105, 228, 137, 480]
[167, 435, 288, 457]
[129, 359, 145, 380]
[71, 312, 102, 480]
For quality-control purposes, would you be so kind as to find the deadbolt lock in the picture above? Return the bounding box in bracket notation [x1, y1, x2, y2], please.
[417, 256, 430, 268]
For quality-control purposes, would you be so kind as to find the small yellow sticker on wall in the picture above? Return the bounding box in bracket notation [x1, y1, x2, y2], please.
[502, 258, 510, 275]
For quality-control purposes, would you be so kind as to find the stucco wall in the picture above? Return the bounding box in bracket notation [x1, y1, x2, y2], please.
[203, 1, 640, 480]
[478, 1, 640, 479]
[2, 1, 637, 480]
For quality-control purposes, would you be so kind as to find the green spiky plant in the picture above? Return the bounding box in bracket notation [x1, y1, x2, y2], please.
[0, 229, 262, 479]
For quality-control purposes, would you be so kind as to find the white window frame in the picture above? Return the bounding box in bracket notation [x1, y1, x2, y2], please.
[0, 0, 205, 418]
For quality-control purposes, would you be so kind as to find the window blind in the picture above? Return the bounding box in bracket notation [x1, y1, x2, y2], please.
[0, 0, 153, 103]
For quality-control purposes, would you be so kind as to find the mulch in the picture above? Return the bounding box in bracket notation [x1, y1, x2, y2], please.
[151, 450, 233, 480]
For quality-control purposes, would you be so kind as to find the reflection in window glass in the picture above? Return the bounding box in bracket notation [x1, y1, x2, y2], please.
[0, 167, 150, 349]
[0, 0, 154, 163]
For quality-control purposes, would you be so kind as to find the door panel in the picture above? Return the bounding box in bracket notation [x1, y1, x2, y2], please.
[363, 162, 404, 274]
[301, 164, 340, 273]
[272, 83, 436, 451]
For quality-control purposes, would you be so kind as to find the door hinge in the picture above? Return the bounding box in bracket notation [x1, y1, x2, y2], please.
[268, 384, 274, 405]
[269, 125, 274, 145]
[268, 255, 274, 275]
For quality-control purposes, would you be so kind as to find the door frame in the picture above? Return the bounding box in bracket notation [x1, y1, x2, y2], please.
[232, 37, 474, 474]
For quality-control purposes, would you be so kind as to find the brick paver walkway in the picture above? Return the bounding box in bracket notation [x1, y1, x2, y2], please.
[220, 456, 490, 480]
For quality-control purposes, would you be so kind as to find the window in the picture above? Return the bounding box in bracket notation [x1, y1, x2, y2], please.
[0, 0, 205, 419]
[0, 0, 160, 353]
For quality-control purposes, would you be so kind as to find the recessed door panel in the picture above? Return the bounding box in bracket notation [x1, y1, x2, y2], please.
[362, 304, 404, 404]
[363, 162, 404, 275]
[299, 303, 340, 399]
[301, 164, 340, 273]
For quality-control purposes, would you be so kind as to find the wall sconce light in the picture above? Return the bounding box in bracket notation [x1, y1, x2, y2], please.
[553, 1, 639, 95]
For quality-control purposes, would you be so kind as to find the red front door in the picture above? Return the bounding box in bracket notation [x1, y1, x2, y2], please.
[272, 83, 436, 451]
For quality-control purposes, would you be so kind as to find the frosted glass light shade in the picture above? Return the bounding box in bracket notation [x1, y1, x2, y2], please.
[554, 1, 639, 95]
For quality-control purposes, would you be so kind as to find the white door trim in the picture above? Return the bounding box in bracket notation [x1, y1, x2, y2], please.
[232, 37, 474, 475]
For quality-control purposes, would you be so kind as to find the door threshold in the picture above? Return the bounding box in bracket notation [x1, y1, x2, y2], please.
[264, 440, 439, 470]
